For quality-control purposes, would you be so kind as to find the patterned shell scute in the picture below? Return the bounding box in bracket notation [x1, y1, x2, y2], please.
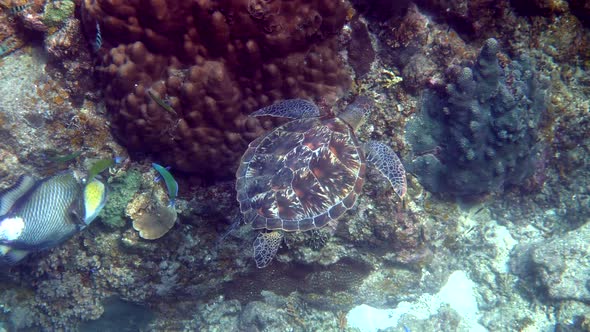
[236, 117, 366, 232]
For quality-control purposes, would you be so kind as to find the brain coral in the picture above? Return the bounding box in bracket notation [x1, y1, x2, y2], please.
[81, 0, 351, 179]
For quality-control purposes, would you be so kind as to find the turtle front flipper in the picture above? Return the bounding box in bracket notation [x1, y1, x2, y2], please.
[365, 141, 407, 199]
[250, 99, 320, 119]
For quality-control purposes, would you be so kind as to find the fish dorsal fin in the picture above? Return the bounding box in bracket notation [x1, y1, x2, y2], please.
[0, 176, 36, 216]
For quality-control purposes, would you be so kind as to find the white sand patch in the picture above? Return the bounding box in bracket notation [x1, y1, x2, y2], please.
[347, 270, 486, 332]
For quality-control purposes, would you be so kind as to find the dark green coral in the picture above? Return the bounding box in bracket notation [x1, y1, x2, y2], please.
[99, 169, 142, 228]
[41, 0, 75, 28]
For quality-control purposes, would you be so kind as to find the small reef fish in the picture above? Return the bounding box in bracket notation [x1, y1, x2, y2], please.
[7, 3, 31, 15]
[153, 165, 171, 182]
[87, 156, 123, 182]
[93, 21, 102, 52]
[147, 90, 177, 116]
[46, 149, 83, 163]
[0, 171, 107, 264]
[152, 163, 178, 208]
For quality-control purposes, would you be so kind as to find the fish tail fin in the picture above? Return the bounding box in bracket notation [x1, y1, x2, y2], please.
[0, 245, 29, 265]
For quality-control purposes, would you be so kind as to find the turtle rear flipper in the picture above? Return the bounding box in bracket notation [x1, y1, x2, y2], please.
[365, 141, 407, 199]
[253, 231, 283, 268]
[250, 99, 320, 119]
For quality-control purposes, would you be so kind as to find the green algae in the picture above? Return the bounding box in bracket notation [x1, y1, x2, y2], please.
[41, 0, 75, 28]
[99, 169, 142, 228]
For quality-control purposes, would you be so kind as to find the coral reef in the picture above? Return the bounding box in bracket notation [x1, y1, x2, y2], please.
[405, 38, 550, 195]
[511, 0, 568, 16]
[0, 47, 125, 185]
[410, 0, 512, 37]
[81, 0, 352, 179]
[0, 1, 29, 58]
[0, 0, 589, 331]
[1, 0, 96, 103]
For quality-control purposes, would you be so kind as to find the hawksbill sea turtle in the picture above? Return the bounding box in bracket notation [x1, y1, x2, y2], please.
[236, 96, 407, 268]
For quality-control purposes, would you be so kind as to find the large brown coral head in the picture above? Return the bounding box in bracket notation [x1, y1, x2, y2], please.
[82, 0, 352, 179]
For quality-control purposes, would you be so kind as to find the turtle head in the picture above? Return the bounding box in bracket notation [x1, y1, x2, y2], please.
[338, 96, 374, 131]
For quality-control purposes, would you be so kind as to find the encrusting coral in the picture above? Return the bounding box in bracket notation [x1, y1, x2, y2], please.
[81, 0, 352, 179]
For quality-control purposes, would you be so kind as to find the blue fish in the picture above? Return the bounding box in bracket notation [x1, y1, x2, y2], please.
[153, 165, 171, 183]
[152, 163, 178, 208]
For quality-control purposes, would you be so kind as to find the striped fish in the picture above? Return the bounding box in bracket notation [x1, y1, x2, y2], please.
[0, 171, 107, 264]
[8, 3, 31, 15]
[93, 21, 102, 52]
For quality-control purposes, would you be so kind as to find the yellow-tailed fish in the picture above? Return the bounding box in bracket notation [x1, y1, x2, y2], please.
[0, 171, 107, 264]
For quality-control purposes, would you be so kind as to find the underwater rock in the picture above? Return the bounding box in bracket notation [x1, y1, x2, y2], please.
[78, 297, 154, 331]
[510, 221, 590, 302]
[238, 301, 288, 331]
[347, 16, 375, 78]
[193, 298, 242, 330]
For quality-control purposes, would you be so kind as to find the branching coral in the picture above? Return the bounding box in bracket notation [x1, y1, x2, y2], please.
[81, 0, 352, 179]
